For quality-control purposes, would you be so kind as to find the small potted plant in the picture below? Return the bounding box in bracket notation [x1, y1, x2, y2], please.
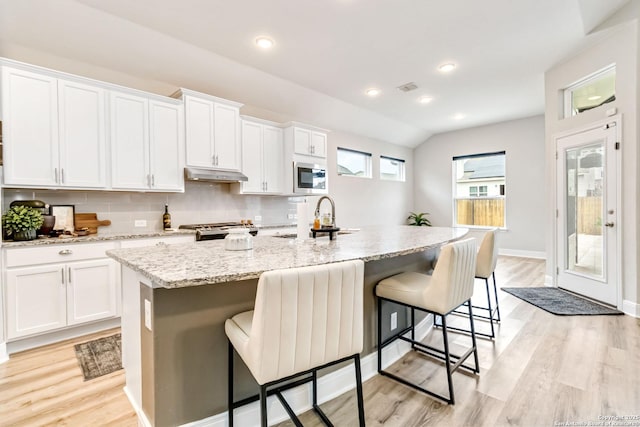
[407, 212, 431, 226]
[2, 205, 44, 241]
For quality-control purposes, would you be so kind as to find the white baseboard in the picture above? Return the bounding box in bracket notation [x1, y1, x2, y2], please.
[622, 300, 640, 318]
[499, 249, 546, 259]
[0, 342, 8, 365]
[6, 318, 120, 355]
[124, 386, 153, 427]
[544, 275, 555, 287]
[179, 316, 434, 427]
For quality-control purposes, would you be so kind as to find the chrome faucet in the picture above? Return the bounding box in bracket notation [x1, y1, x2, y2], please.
[315, 195, 336, 228]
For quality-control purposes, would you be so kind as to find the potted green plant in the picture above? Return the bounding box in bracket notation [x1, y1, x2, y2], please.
[2, 205, 44, 241]
[407, 212, 431, 226]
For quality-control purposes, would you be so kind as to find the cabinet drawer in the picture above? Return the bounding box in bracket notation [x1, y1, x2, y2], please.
[5, 242, 118, 268]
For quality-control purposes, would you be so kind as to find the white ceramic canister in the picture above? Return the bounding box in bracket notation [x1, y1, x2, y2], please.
[224, 228, 253, 250]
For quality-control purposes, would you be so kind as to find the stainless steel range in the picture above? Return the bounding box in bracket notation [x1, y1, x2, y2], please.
[179, 222, 259, 241]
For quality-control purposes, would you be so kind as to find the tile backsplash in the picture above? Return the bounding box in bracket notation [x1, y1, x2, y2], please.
[2, 181, 304, 234]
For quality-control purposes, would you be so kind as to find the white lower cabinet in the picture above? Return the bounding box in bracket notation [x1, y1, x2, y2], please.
[4, 242, 120, 340]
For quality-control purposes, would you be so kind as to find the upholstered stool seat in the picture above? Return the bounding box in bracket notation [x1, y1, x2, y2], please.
[376, 238, 480, 405]
[226, 260, 366, 426]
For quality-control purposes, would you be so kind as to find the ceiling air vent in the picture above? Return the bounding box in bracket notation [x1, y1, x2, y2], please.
[397, 82, 418, 92]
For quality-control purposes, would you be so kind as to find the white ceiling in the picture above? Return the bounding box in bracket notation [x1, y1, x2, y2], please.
[0, 0, 631, 147]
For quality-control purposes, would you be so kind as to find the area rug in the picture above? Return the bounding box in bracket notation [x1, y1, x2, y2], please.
[74, 333, 122, 381]
[502, 287, 623, 316]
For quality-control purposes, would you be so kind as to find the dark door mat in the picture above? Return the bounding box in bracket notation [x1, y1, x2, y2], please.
[502, 287, 623, 316]
[74, 333, 123, 381]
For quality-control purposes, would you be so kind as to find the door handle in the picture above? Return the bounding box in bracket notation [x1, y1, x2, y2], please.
[605, 222, 614, 227]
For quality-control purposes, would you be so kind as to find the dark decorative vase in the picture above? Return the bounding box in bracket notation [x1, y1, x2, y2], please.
[38, 215, 56, 236]
[13, 229, 37, 241]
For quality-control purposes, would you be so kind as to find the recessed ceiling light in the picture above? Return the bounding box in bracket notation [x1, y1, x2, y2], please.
[366, 88, 381, 97]
[452, 113, 466, 120]
[438, 63, 457, 73]
[418, 95, 433, 104]
[255, 36, 274, 49]
[588, 95, 602, 101]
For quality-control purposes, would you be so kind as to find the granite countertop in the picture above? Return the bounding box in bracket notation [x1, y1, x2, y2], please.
[107, 225, 469, 289]
[1, 229, 196, 248]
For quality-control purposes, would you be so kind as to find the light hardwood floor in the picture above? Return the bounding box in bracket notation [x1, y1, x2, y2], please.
[1, 256, 638, 426]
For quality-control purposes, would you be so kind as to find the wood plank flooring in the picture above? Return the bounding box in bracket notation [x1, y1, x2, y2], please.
[1, 256, 638, 426]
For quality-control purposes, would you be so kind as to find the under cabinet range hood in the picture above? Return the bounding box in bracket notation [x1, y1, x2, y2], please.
[184, 167, 248, 183]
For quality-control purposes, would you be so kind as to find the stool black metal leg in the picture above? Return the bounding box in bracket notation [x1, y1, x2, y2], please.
[441, 315, 455, 405]
[377, 296, 383, 373]
[492, 272, 501, 322]
[228, 340, 234, 427]
[260, 384, 268, 427]
[467, 299, 480, 373]
[411, 307, 416, 348]
[484, 278, 496, 338]
[354, 354, 366, 427]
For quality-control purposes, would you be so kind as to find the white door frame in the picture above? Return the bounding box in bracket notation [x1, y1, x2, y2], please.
[553, 115, 622, 309]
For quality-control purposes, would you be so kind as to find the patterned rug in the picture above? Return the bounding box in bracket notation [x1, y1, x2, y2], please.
[502, 287, 623, 316]
[74, 333, 123, 381]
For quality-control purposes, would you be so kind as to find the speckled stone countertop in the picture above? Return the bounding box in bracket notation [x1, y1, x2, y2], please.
[107, 226, 469, 289]
[1, 229, 196, 248]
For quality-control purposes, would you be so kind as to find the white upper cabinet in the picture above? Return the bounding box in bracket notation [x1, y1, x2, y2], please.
[284, 122, 329, 159]
[177, 89, 243, 171]
[110, 91, 184, 191]
[1, 65, 108, 188]
[238, 117, 284, 194]
[58, 80, 107, 187]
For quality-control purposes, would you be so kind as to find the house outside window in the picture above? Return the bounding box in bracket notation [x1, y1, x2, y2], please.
[453, 151, 505, 228]
[380, 156, 405, 181]
[337, 147, 372, 178]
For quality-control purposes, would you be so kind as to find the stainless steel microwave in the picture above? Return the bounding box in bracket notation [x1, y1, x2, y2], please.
[293, 162, 328, 194]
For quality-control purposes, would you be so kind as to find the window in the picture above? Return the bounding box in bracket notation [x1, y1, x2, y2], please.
[380, 156, 405, 181]
[564, 64, 616, 118]
[337, 147, 372, 178]
[453, 151, 505, 228]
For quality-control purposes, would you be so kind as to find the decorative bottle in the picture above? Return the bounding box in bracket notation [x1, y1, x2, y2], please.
[163, 204, 172, 230]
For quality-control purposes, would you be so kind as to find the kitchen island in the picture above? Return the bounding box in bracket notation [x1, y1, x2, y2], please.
[107, 225, 468, 427]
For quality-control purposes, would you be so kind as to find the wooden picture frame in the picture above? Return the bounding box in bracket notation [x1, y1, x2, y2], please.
[50, 205, 75, 232]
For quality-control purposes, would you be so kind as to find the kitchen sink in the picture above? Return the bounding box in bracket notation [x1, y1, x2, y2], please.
[273, 229, 358, 239]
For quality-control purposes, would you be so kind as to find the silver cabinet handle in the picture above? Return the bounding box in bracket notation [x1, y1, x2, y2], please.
[152, 174, 155, 187]
[54, 168, 59, 183]
[265, 181, 268, 192]
[68, 267, 72, 283]
[59, 249, 73, 255]
[61, 168, 65, 184]
[216, 154, 219, 166]
[61, 268, 65, 284]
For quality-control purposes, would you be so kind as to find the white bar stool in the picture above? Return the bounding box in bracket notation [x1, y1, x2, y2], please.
[226, 260, 366, 426]
[375, 238, 479, 404]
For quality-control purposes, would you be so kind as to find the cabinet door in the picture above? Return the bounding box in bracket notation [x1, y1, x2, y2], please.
[184, 96, 215, 168]
[263, 126, 284, 193]
[6, 265, 66, 339]
[213, 103, 241, 170]
[293, 127, 312, 156]
[149, 100, 184, 191]
[240, 121, 264, 193]
[1, 66, 60, 186]
[311, 131, 327, 158]
[67, 259, 118, 325]
[110, 91, 150, 189]
[58, 80, 107, 188]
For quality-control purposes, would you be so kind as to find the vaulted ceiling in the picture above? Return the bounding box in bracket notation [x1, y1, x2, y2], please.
[0, 0, 632, 146]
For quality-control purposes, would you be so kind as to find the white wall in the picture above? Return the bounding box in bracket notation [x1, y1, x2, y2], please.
[544, 20, 639, 311]
[413, 115, 545, 255]
[325, 131, 413, 228]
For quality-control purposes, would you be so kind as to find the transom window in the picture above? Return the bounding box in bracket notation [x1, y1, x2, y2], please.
[380, 156, 405, 181]
[337, 147, 372, 178]
[564, 64, 616, 118]
[453, 151, 506, 228]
